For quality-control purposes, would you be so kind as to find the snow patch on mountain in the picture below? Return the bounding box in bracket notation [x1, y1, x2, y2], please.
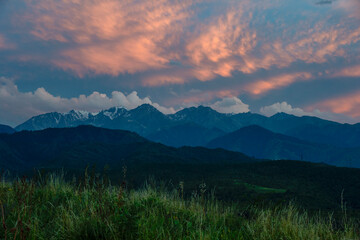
[69, 110, 91, 120]
[102, 107, 126, 120]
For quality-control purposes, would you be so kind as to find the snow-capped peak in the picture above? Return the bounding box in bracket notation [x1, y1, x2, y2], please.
[68, 110, 91, 120]
[102, 107, 126, 120]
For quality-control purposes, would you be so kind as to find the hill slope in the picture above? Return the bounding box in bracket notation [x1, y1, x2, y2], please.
[0, 125, 254, 171]
[0, 124, 15, 134]
[147, 122, 225, 147]
[207, 125, 360, 167]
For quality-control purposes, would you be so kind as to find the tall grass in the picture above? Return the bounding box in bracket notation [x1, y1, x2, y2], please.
[0, 173, 358, 240]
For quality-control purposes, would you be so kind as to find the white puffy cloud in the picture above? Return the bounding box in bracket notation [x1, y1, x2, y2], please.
[0, 77, 175, 126]
[260, 102, 308, 117]
[209, 97, 250, 114]
[260, 101, 357, 123]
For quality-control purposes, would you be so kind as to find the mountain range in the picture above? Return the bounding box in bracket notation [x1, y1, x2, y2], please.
[15, 104, 360, 148]
[7, 104, 360, 167]
[207, 125, 360, 167]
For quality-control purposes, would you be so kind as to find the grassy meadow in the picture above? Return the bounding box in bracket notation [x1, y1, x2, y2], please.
[0, 171, 359, 240]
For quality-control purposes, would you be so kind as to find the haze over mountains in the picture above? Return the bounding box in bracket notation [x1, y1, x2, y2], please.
[5, 104, 360, 168]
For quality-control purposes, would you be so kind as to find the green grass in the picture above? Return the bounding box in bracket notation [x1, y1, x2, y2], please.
[234, 180, 287, 194]
[0, 174, 359, 240]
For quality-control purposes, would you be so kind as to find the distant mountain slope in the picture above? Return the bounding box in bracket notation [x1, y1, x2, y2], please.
[147, 123, 225, 147]
[282, 121, 360, 148]
[0, 124, 15, 134]
[15, 104, 360, 148]
[254, 113, 360, 148]
[0, 125, 255, 171]
[168, 106, 241, 132]
[15, 104, 173, 136]
[207, 125, 360, 168]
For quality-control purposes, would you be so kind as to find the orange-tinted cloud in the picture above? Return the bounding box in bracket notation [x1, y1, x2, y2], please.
[310, 91, 360, 117]
[142, 74, 186, 86]
[335, 0, 360, 19]
[244, 72, 313, 95]
[53, 38, 169, 76]
[17, 0, 360, 90]
[182, 2, 360, 85]
[244, 24, 360, 70]
[261, 101, 357, 123]
[165, 89, 238, 106]
[0, 35, 15, 50]
[186, 9, 257, 80]
[0, 35, 6, 49]
[333, 65, 360, 78]
[24, 0, 193, 76]
[148, 71, 314, 105]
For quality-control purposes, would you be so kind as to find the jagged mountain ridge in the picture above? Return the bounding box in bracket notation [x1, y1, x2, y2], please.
[15, 104, 360, 148]
[15, 104, 172, 136]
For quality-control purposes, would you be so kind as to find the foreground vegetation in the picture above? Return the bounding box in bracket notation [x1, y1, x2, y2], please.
[0, 173, 359, 240]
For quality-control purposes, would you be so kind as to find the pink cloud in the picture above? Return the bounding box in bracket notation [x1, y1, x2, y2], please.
[333, 65, 360, 78]
[15, 0, 360, 89]
[148, 71, 315, 106]
[254, 25, 360, 69]
[24, 0, 193, 76]
[244, 72, 313, 95]
[335, 0, 360, 19]
[0, 35, 7, 49]
[142, 74, 186, 86]
[165, 89, 239, 107]
[310, 91, 360, 118]
[182, 3, 360, 85]
[186, 9, 257, 80]
[0, 35, 15, 50]
[261, 101, 357, 123]
[53, 38, 169, 76]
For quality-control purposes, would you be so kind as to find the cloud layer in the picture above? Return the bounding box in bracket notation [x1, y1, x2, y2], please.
[0, 0, 359, 124]
[0, 76, 358, 126]
[209, 97, 250, 114]
[0, 77, 175, 126]
[16, 0, 360, 87]
[260, 102, 323, 117]
[0, 35, 15, 50]
[261, 101, 356, 123]
[24, 0, 192, 77]
[310, 91, 360, 118]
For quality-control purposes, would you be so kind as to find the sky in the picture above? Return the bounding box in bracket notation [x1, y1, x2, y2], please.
[0, 0, 360, 126]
